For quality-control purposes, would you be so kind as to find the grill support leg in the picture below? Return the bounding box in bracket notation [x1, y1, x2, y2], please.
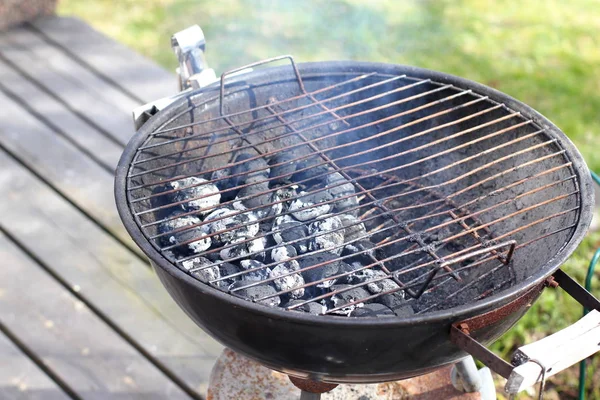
[300, 391, 321, 400]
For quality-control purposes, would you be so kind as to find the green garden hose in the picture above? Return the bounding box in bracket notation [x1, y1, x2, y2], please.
[578, 170, 600, 400]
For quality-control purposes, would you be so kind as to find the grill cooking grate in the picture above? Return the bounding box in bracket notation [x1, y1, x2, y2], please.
[125, 62, 580, 316]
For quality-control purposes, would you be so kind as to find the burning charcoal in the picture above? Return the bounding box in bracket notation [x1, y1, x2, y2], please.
[272, 221, 309, 254]
[271, 245, 297, 263]
[350, 303, 394, 317]
[211, 168, 238, 201]
[367, 275, 399, 295]
[308, 215, 345, 255]
[288, 190, 333, 221]
[167, 177, 221, 215]
[236, 181, 282, 218]
[299, 252, 343, 289]
[378, 291, 406, 309]
[273, 213, 296, 227]
[210, 153, 269, 198]
[269, 152, 298, 184]
[274, 185, 298, 202]
[338, 214, 367, 241]
[219, 236, 266, 261]
[181, 257, 220, 285]
[270, 260, 305, 299]
[393, 304, 415, 318]
[240, 259, 270, 281]
[205, 251, 222, 262]
[202, 207, 259, 245]
[329, 284, 371, 316]
[232, 153, 270, 183]
[342, 239, 376, 264]
[158, 214, 211, 255]
[284, 300, 325, 315]
[291, 157, 331, 184]
[217, 262, 241, 289]
[230, 280, 280, 307]
[325, 172, 358, 212]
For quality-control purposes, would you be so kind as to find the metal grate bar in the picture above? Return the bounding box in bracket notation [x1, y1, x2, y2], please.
[128, 83, 464, 180]
[124, 68, 582, 315]
[223, 186, 578, 302]
[135, 109, 526, 224]
[149, 133, 553, 248]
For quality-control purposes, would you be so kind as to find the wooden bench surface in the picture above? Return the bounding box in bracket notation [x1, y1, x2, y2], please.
[0, 16, 222, 399]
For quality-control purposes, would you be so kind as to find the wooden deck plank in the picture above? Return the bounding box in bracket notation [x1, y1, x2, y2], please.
[0, 150, 221, 397]
[0, 231, 192, 400]
[0, 331, 71, 400]
[0, 88, 136, 253]
[0, 28, 134, 146]
[9, 25, 141, 114]
[31, 16, 176, 104]
[0, 58, 122, 171]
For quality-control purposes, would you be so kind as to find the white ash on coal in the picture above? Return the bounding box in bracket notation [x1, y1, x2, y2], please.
[289, 190, 332, 221]
[329, 284, 371, 316]
[168, 177, 220, 215]
[270, 260, 305, 299]
[284, 300, 326, 315]
[182, 256, 220, 284]
[152, 154, 421, 316]
[270, 245, 297, 263]
[158, 213, 211, 255]
[220, 236, 266, 261]
[202, 207, 259, 245]
[338, 214, 367, 241]
[240, 259, 270, 281]
[308, 215, 345, 255]
[325, 172, 359, 213]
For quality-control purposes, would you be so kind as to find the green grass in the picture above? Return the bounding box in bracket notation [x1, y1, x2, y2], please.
[58, 1, 600, 398]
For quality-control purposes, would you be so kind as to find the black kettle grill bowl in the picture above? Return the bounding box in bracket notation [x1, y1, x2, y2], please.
[115, 62, 594, 382]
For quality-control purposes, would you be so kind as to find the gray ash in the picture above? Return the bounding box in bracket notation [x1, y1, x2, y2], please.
[240, 259, 270, 281]
[202, 207, 258, 245]
[325, 172, 358, 212]
[338, 214, 367, 241]
[270, 245, 297, 263]
[158, 214, 211, 256]
[168, 177, 220, 215]
[152, 153, 499, 318]
[270, 260, 305, 299]
[308, 215, 345, 255]
[285, 300, 325, 315]
[330, 284, 371, 316]
[288, 190, 333, 221]
[181, 256, 219, 285]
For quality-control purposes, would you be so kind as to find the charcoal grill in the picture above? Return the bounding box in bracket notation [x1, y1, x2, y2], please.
[115, 26, 600, 397]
